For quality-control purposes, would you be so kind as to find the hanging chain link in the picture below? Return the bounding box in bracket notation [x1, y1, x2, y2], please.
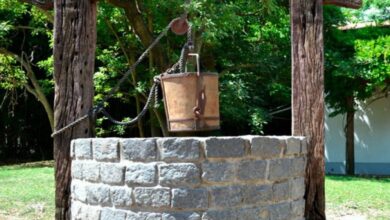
[51, 15, 192, 137]
[51, 3, 193, 138]
[51, 21, 172, 137]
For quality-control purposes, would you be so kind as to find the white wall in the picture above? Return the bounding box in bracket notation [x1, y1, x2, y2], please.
[325, 96, 390, 175]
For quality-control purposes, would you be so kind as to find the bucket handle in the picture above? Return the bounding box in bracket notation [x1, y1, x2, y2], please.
[186, 53, 200, 77]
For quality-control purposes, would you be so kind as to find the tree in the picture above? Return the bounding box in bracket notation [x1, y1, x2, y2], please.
[0, 0, 54, 130]
[324, 1, 390, 175]
[96, 0, 292, 136]
[0, 0, 55, 161]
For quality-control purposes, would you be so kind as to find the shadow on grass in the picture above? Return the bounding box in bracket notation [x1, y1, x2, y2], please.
[0, 161, 54, 170]
[326, 175, 390, 183]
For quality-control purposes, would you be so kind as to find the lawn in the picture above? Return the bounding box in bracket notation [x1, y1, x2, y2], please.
[326, 175, 390, 220]
[0, 162, 54, 220]
[0, 163, 389, 220]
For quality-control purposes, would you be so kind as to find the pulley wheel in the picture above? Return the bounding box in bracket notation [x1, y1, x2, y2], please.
[170, 17, 189, 35]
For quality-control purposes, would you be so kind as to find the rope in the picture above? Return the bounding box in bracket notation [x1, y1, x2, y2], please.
[50, 114, 90, 137]
[51, 21, 173, 138]
[51, 3, 194, 138]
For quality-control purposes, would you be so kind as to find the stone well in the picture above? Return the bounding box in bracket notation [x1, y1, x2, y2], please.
[70, 136, 307, 220]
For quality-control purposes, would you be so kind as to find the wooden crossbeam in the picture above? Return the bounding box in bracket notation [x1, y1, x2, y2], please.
[323, 0, 362, 9]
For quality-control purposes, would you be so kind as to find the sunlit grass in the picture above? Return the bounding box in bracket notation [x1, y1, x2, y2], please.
[0, 162, 54, 220]
[326, 175, 390, 219]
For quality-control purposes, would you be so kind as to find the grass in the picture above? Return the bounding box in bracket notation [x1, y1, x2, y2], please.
[0, 162, 54, 220]
[326, 175, 390, 219]
[0, 163, 389, 220]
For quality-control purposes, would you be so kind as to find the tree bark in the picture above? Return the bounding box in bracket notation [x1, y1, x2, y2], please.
[19, 0, 54, 10]
[323, 0, 362, 9]
[291, 0, 326, 219]
[53, 0, 96, 219]
[345, 96, 355, 175]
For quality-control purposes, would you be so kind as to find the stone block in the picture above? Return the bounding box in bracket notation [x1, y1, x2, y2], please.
[83, 161, 100, 182]
[71, 140, 76, 159]
[204, 137, 246, 158]
[134, 187, 170, 208]
[73, 138, 92, 159]
[201, 162, 235, 183]
[290, 177, 305, 200]
[101, 208, 127, 220]
[172, 188, 208, 209]
[251, 136, 285, 158]
[269, 202, 291, 220]
[285, 137, 301, 155]
[272, 181, 289, 202]
[291, 199, 305, 217]
[162, 212, 201, 220]
[202, 210, 236, 220]
[244, 184, 272, 204]
[126, 212, 162, 220]
[87, 184, 111, 206]
[268, 158, 291, 180]
[72, 201, 101, 220]
[93, 138, 120, 162]
[71, 180, 87, 202]
[110, 186, 133, 207]
[121, 138, 157, 161]
[237, 160, 267, 180]
[236, 208, 267, 220]
[71, 201, 83, 220]
[159, 163, 200, 187]
[209, 185, 245, 208]
[71, 161, 83, 180]
[101, 163, 125, 185]
[300, 137, 307, 154]
[125, 163, 156, 186]
[290, 157, 306, 176]
[158, 138, 200, 161]
[84, 206, 102, 220]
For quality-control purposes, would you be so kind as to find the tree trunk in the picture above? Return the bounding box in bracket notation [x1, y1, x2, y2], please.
[291, 0, 326, 219]
[27, 67, 55, 131]
[53, 0, 97, 219]
[0, 48, 55, 131]
[323, 0, 362, 9]
[345, 96, 355, 175]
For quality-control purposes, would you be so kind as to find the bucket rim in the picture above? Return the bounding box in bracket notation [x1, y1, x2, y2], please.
[161, 72, 218, 79]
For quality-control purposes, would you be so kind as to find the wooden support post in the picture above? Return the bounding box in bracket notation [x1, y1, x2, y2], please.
[291, 0, 325, 219]
[53, 0, 97, 219]
[291, 0, 362, 219]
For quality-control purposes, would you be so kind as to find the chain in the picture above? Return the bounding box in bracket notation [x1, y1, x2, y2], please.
[102, 22, 172, 104]
[154, 78, 159, 108]
[179, 23, 193, 73]
[51, 21, 173, 138]
[51, 3, 193, 138]
[99, 81, 159, 126]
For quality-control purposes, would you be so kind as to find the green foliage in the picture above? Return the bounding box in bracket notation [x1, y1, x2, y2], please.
[324, 3, 390, 116]
[0, 54, 26, 89]
[4, 0, 386, 138]
[0, 0, 53, 93]
[94, 0, 292, 135]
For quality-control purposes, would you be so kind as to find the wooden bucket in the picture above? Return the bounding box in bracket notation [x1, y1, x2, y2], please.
[160, 54, 220, 132]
